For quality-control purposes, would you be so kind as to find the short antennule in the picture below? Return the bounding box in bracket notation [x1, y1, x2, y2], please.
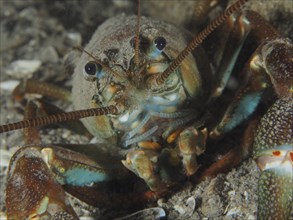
[0, 105, 119, 133]
[148, 0, 249, 88]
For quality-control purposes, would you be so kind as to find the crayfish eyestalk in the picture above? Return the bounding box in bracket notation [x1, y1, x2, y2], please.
[0, 105, 119, 133]
[147, 0, 249, 89]
[73, 46, 129, 83]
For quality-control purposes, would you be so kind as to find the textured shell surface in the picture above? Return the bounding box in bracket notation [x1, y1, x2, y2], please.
[72, 14, 204, 143]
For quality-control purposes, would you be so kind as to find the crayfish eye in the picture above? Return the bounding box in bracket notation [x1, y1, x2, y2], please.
[154, 36, 166, 51]
[83, 62, 102, 81]
[85, 62, 97, 75]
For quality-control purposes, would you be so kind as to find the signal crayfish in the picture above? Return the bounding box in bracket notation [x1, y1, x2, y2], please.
[0, 0, 292, 219]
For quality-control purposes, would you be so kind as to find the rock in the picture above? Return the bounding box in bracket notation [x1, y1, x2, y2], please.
[0, 80, 20, 91]
[5, 60, 42, 78]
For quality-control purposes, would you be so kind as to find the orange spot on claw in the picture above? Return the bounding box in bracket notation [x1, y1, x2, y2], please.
[290, 152, 293, 162]
[272, 151, 281, 156]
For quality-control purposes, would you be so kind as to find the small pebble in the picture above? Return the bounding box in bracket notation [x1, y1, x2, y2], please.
[0, 80, 20, 91]
[114, 207, 166, 220]
[6, 60, 42, 78]
[67, 32, 82, 46]
[185, 196, 196, 216]
[0, 149, 13, 168]
[80, 217, 94, 220]
[228, 190, 235, 197]
[157, 198, 165, 207]
[244, 191, 249, 201]
[226, 206, 241, 216]
[174, 204, 186, 215]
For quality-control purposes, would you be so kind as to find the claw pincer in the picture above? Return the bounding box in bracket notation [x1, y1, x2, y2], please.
[6, 146, 78, 220]
[253, 98, 293, 219]
[6, 145, 126, 219]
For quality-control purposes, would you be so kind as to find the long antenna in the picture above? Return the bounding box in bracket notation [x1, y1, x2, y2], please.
[134, 0, 141, 67]
[148, 0, 249, 88]
[0, 106, 119, 133]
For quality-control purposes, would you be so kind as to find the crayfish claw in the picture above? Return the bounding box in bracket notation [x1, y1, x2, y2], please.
[6, 147, 78, 220]
[257, 167, 293, 219]
[253, 97, 293, 219]
[122, 148, 181, 194]
[122, 150, 161, 191]
[178, 127, 207, 176]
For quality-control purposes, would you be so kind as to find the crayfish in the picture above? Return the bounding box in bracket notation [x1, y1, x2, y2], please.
[0, 0, 292, 219]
